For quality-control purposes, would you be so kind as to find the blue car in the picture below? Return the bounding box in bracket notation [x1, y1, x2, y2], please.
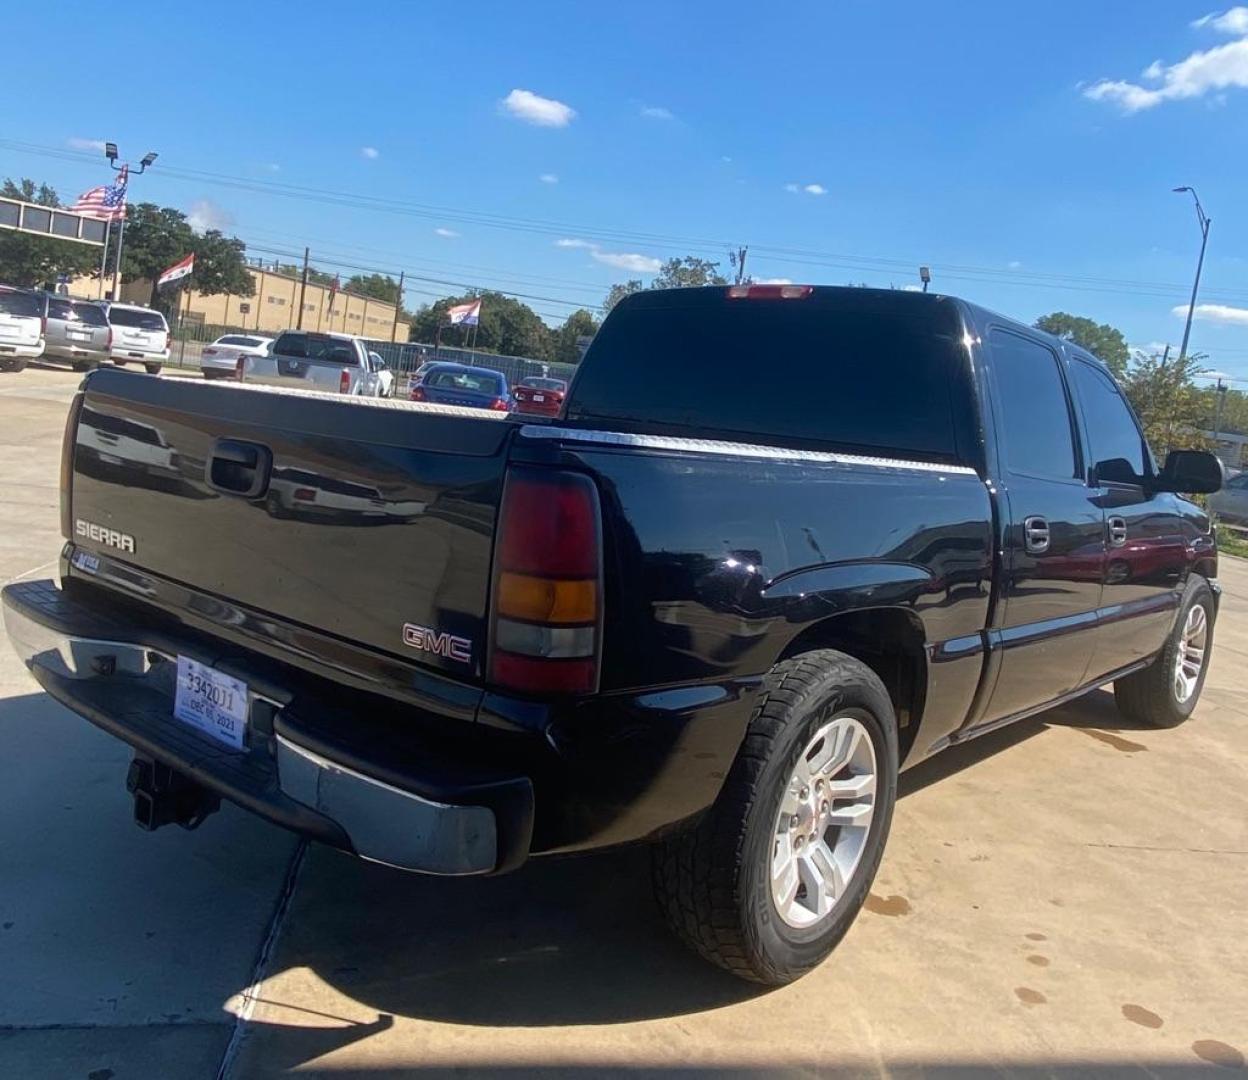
[410, 362, 512, 412]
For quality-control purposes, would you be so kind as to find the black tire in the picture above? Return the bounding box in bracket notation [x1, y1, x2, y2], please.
[144, 363, 163, 375]
[652, 649, 898, 985]
[1114, 576, 1215, 728]
[70, 360, 96, 372]
[112, 359, 127, 367]
[0, 359, 28, 373]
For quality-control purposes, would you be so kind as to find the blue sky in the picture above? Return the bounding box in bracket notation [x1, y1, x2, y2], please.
[3, 0, 1247, 380]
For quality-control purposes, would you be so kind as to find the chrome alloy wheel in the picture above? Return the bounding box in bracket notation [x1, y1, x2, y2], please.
[770, 715, 877, 929]
[1174, 603, 1209, 704]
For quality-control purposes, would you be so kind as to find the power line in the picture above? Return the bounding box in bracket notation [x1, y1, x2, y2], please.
[6, 137, 1248, 306]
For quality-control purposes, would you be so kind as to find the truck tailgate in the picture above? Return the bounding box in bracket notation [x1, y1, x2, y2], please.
[69, 369, 513, 682]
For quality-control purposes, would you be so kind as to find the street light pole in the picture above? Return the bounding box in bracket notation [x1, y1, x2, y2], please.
[104, 145, 158, 302]
[1173, 186, 1211, 363]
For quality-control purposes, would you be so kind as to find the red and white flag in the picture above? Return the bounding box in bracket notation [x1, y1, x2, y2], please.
[446, 299, 481, 326]
[69, 165, 128, 221]
[157, 253, 194, 288]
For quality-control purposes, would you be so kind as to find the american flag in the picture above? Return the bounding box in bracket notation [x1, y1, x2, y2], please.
[69, 165, 128, 221]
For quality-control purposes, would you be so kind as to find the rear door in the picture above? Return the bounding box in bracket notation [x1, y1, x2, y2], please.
[252, 331, 356, 391]
[1068, 356, 1188, 676]
[978, 328, 1105, 723]
[108, 307, 167, 356]
[0, 289, 43, 350]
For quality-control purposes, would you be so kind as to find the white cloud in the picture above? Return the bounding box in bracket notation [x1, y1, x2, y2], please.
[434, 227, 459, 238]
[756, 277, 793, 285]
[784, 183, 800, 193]
[500, 88, 576, 127]
[67, 137, 106, 152]
[360, 146, 379, 159]
[1192, 7, 1248, 33]
[539, 173, 559, 184]
[901, 284, 924, 292]
[1132, 340, 1171, 355]
[187, 199, 234, 232]
[262, 162, 281, 173]
[554, 238, 660, 274]
[1008, 260, 1023, 269]
[1172, 302, 1248, 325]
[803, 183, 827, 196]
[721, 155, 733, 163]
[1084, 20, 1248, 111]
[592, 251, 662, 273]
[640, 105, 675, 120]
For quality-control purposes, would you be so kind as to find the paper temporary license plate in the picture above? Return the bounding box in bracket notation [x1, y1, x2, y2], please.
[67, 329, 91, 341]
[173, 656, 248, 750]
[533, 394, 545, 402]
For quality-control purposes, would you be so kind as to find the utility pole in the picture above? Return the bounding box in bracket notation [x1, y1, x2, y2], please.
[297, 247, 310, 330]
[1173, 186, 1211, 363]
[733, 246, 748, 285]
[391, 270, 405, 343]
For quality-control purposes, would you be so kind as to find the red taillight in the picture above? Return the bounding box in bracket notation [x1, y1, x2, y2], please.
[339, 368, 351, 394]
[41, 315, 48, 336]
[726, 284, 813, 300]
[60, 391, 85, 540]
[410, 385, 427, 401]
[489, 396, 510, 412]
[235, 356, 246, 381]
[489, 468, 602, 695]
[293, 487, 316, 502]
[106, 327, 113, 350]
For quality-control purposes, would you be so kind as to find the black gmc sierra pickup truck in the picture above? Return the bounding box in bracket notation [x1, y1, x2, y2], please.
[3, 285, 1224, 985]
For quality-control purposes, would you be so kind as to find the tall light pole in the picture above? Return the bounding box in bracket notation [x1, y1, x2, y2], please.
[1173, 186, 1210, 363]
[104, 144, 158, 301]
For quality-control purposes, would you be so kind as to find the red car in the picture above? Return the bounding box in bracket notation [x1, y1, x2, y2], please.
[513, 377, 568, 417]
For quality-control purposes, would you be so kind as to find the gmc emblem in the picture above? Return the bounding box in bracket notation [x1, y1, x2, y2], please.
[402, 623, 472, 664]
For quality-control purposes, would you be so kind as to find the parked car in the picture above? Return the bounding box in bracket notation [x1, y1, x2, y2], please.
[41, 295, 112, 371]
[103, 303, 170, 374]
[200, 334, 273, 380]
[366, 351, 394, 398]
[3, 285, 1224, 987]
[513, 376, 568, 417]
[241, 330, 381, 396]
[0, 286, 46, 371]
[1209, 470, 1248, 524]
[409, 362, 511, 411]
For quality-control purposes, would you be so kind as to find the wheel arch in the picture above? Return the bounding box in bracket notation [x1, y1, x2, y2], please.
[776, 606, 929, 767]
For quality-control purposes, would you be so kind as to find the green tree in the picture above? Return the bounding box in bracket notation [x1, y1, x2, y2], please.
[410, 291, 551, 359]
[121, 202, 253, 308]
[345, 273, 401, 305]
[1199, 382, 1248, 436]
[274, 263, 337, 287]
[0, 178, 100, 287]
[552, 308, 599, 364]
[602, 279, 643, 314]
[1122, 350, 1210, 458]
[651, 256, 728, 289]
[1034, 312, 1130, 377]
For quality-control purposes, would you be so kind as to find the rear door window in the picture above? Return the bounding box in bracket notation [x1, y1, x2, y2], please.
[70, 302, 108, 326]
[428, 369, 502, 394]
[47, 298, 73, 320]
[988, 330, 1078, 480]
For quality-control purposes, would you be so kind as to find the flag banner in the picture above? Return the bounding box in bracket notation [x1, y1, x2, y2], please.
[70, 165, 128, 221]
[446, 299, 481, 326]
[158, 252, 194, 288]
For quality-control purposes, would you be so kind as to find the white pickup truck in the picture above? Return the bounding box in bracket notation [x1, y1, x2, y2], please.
[240, 330, 390, 397]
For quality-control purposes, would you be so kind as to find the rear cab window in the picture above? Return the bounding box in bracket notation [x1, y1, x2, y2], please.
[569, 288, 974, 464]
[986, 329, 1078, 480]
[272, 333, 360, 365]
[427, 369, 503, 394]
[217, 335, 264, 347]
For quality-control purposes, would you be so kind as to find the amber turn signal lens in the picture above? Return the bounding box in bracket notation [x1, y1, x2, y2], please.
[496, 571, 597, 624]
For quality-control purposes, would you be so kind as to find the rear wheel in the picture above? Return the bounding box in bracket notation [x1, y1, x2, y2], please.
[0, 359, 28, 373]
[71, 359, 98, 372]
[144, 363, 163, 375]
[1114, 577, 1215, 728]
[112, 359, 127, 367]
[652, 649, 898, 985]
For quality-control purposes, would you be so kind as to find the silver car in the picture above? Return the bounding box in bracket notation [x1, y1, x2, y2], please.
[1209, 470, 1248, 525]
[42, 295, 112, 371]
[104, 303, 170, 374]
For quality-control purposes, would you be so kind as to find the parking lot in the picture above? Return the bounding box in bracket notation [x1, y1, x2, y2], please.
[1, 364, 1245, 1078]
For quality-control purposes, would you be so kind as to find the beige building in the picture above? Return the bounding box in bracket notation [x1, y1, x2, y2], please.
[70, 267, 402, 340]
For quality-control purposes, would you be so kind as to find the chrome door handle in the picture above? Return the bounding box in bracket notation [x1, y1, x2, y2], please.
[1023, 515, 1050, 554]
[1108, 515, 1128, 547]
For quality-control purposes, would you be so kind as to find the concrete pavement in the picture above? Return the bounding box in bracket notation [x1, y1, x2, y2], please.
[1, 366, 1245, 1078]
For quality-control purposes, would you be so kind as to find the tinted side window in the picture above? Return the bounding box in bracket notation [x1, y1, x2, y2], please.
[47, 298, 73, 320]
[989, 330, 1076, 480]
[1071, 360, 1147, 484]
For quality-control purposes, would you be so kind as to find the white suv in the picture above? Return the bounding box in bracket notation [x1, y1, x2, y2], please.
[104, 303, 170, 374]
[0, 287, 47, 372]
